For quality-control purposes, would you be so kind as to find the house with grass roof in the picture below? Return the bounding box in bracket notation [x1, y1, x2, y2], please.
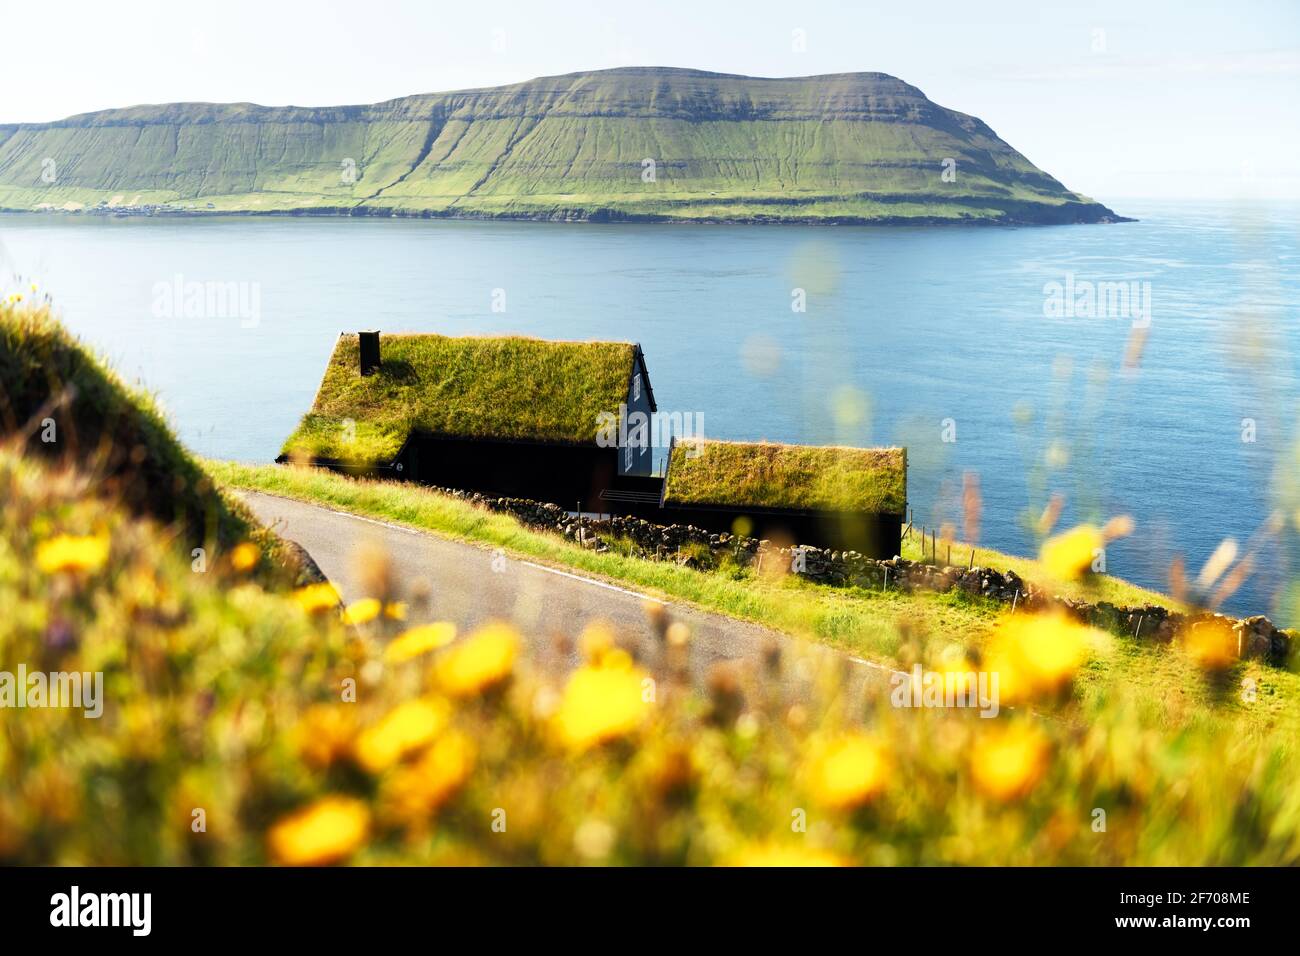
[660, 438, 907, 556]
[278, 331, 658, 509]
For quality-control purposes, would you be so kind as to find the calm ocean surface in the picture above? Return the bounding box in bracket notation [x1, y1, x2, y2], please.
[2, 201, 1298, 622]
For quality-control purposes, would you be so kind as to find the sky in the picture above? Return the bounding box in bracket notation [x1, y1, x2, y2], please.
[1, 0, 1297, 202]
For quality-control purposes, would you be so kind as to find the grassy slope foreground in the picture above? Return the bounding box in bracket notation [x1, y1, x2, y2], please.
[5, 446, 1300, 865]
[0, 300, 312, 585]
[0, 67, 1123, 224]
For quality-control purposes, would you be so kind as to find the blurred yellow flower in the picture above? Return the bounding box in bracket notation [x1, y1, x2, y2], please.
[342, 597, 382, 625]
[294, 582, 341, 615]
[435, 623, 519, 697]
[229, 541, 259, 573]
[295, 704, 358, 769]
[354, 698, 449, 773]
[1040, 524, 1103, 580]
[384, 730, 476, 823]
[936, 649, 978, 698]
[600, 647, 635, 671]
[727, 844, 847, 867]
[1182, 618, 1236, 671]
[267, 796, 370, 866]
[383, 601, 408, 621]
[385, 622, 457, 663]
[35, 533, 109, 574]
[985, 613, 1093, 702]
[554, 658, 649, 751]
[970, 722, 1049, 801]
[804, 734, 889, 810]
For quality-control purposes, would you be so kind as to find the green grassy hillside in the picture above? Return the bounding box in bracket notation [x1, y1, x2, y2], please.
[0, 68, 1123, 224]
[0, 300, 315, 584]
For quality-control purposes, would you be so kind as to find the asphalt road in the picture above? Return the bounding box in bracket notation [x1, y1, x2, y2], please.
[239, 490, 892, 700]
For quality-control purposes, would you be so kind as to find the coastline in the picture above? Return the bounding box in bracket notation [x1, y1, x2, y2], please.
[0, 202, 1134, 226]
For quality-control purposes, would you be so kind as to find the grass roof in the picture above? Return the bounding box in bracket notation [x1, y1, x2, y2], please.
[281, 333, 641, 464]
[663, 439, 907, 515]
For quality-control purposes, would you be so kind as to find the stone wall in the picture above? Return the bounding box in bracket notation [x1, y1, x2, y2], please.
[437, 487, 1294, 667]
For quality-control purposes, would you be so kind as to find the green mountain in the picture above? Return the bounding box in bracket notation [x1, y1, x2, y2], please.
[0, 67, 1124, 224]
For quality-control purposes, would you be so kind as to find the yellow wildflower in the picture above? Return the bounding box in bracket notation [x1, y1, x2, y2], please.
[553, 657, 649, 751]
[294, 704, 358, 769]
[294, 582, 341, 615]
[341, 597, 381, 626]
[383, 730, 476, 823]
[229, 541, 259, 573]
[727, 844, 847, 867]
[970, 722, 1049, 801]
[435, 622, 519, 697]
[354, 698, 449, 773]
[984, 613, 1093, 702]
[1040, 524, 1104, 580]
[35, 533, 109, 574]
[338, 596, 408, 626]
[1182, 618, 1236, 671]
[385, 622, 457, 663]
[804, 734, 889, 810]
[267, 796, 370, 866]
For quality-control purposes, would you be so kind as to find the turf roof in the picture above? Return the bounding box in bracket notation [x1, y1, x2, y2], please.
[662, 439, 907, 515]
[281, 333, 643, 464]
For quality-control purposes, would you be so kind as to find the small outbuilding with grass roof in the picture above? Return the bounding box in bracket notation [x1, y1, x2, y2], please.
[279, 331, 658, 508]
[661, 438, 906, 556]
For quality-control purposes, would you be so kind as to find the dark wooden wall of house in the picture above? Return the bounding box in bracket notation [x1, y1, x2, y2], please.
[398, 435, 621, 512]
[315, 437, 902, 558]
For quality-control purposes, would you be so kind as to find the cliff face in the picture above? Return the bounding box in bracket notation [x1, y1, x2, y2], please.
[0, 67, 1124, 224]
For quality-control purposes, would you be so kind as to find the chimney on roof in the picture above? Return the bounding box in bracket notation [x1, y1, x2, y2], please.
[359, 330, 380, 376]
